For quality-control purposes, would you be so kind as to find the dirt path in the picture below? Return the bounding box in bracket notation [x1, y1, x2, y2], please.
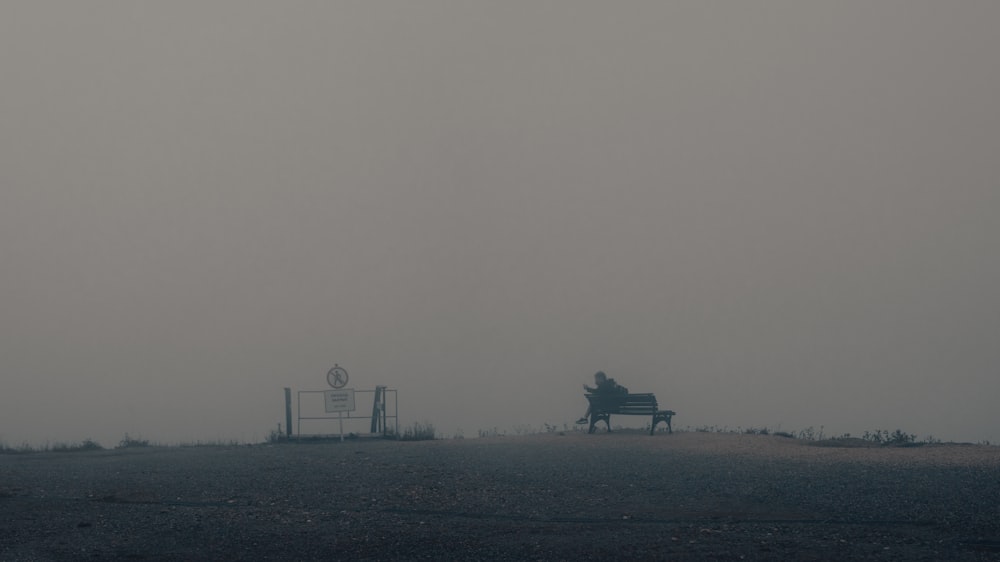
[2, 432, 999, 560]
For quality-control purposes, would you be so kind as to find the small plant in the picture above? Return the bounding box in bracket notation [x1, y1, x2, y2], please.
[512, 425, 534, 436]
[888, 429, 916, 445]
[266, 424, 288, 443]
[52, 439, 104, 452]
[177, 439, 242, 448]
[797, 426, 824, 441]
[0, 441, 36, 454]
[862, 429, 918, 446]
[398, 422, 436, 441]
[116, 434, 150, 449]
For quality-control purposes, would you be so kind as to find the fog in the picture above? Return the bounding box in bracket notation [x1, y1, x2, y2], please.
[2, 2, 998, 447]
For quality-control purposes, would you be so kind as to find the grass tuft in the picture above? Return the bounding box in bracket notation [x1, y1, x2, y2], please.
[392, 421, 436, 441]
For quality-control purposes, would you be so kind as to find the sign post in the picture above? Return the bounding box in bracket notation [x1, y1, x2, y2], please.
[284, 387, 293, 438]
[324, 389, 356, 441]
[325, 365, 354, 441]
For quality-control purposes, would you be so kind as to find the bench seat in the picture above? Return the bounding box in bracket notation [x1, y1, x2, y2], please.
[584, 392, 674, 435]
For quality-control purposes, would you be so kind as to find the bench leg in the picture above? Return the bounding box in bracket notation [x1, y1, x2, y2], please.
[589, 413, 611, 433]
[650, 412, 674, 435]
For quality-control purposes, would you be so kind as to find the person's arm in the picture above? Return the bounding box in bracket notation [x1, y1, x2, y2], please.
[583, 384, 597, 393]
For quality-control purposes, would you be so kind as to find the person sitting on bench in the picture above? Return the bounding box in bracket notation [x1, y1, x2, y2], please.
[576, 371, 628, 424]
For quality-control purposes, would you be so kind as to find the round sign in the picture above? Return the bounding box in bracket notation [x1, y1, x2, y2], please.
[327, 365, 349, 388]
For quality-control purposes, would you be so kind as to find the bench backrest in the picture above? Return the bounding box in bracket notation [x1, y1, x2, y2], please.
[586, 392, 658, 414]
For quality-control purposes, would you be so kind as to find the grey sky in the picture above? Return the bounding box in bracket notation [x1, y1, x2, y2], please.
[2, 2, 998, 446]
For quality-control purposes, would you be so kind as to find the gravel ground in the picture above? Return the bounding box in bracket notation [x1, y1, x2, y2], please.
[2, 431, 999, 561]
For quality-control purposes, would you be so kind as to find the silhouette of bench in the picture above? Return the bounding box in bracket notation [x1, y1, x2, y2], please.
[584, 393, 675, 435]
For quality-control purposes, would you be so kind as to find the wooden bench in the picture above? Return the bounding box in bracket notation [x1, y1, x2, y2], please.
[584, 393, 675, 435]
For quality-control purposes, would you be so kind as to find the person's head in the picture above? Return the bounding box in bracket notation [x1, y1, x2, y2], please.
[594, 371, 607, 383]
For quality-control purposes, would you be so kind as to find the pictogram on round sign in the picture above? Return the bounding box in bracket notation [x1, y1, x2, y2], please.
[327, 364, 349, 388]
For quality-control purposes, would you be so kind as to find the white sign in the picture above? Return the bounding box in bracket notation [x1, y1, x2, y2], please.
[324, 389, 356, 413]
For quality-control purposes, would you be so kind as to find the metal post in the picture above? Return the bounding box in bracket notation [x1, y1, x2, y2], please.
[371, 386, 385, 434]
[284, 387, 293, 438]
